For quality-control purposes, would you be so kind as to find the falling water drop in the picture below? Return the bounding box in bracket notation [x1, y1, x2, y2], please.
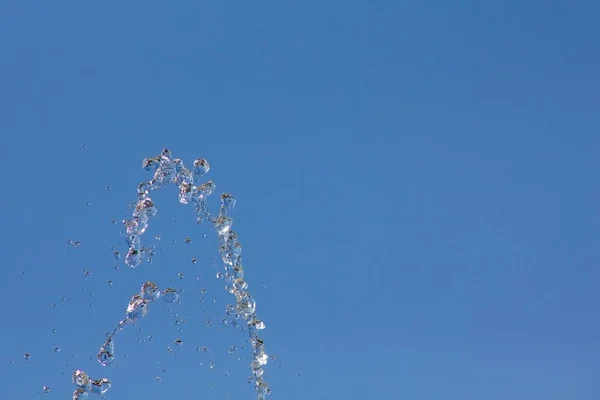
[221, 193, 236, 211]
[97, 339, 115, 367]
[193, 158, 210, 179]
[161, 288, 179, 303]
[72, 388, 88, 400]
[125, 248, 141, 268]
[90, 378, 111, 395]
[72, 370, 91, 390]
[126, 295, 149, 321]
[215, 216, 233, 235]
[140, 281, 161, 301]
[142, 157, 160, 172]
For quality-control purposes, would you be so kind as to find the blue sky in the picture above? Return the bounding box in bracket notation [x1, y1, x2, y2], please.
[1, 1, 599, 399]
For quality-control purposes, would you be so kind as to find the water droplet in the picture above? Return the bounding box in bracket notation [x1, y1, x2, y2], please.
[125, 248, 142, 268]
[83, 268, 92, 277]
[161, 148, 172, 158]
[97, 339, 114, 366]
[72, 388, 88, 400]
[68, 239, 81, 247]
[220, 193, 236, 211]
[72, 370, 91, 390]
[53, 347, 60, 353]
[184, 237, 192, 244]
[43, 386, 51, 394]
[90, 378, 111, 395]
[178, 272, 184, 279]
[24, 353, 31, 361]
[161, 288, 179, 303]
[108, 280, 113, 287]
[140, 281, 160, 301]
[192, 258, 197, 265]
[257, 353, 269, 365]
[194, 181, 215, 199]
[193, 158, 210, 179]
[174, 339, 183, 345]
[135, 198, 157, 219]
[215, 216, 233, 235]
[142, 157, 160, 171]
[251, 320, 266, 330]
[236, 295, 256, 318]
[126, 294, 149, 321]
[178, 182, 193, 204]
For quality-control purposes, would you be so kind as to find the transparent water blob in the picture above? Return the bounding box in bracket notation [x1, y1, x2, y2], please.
[150, 158, 175, 190]
[126, 295, 149, 321]
[250, 319, 266, 330]
[72, 370, 91, 390]
[174, 159, 193, 185]
[90, 378, 111, 395]
[193, 158, 210, 179]
[72, 388, 88, 400]
[142, 157, 160, 172]
[215, 216, 233, 235]
[161, 288, 179, 303]
[256, 352, 269, 366]
[221, 193, 236, 211]
[236, 295, 256, 318]
[193, 181, 215, 200]
[140, 281, 161, 301]
[123, 219, 140, 236]
[178, 182, 193, 204]
[135, 198, 157, 219]
[125, 248, 142, 268]
[97, 339, 114, 366]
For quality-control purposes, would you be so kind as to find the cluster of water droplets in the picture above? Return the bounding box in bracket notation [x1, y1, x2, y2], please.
[97, 281, 179, 367]
[71, 370, 111, 399]
[213, 196, 270, 398]
[82, 149, 270, 399]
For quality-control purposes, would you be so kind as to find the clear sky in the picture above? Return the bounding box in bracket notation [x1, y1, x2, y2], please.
[0, 1, 599, 399]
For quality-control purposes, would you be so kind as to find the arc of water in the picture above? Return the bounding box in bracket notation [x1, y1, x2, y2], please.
[107, 149, 271, 399]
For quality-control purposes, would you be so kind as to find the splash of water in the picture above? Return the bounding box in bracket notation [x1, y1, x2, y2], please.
[76, 149, 270, 399]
